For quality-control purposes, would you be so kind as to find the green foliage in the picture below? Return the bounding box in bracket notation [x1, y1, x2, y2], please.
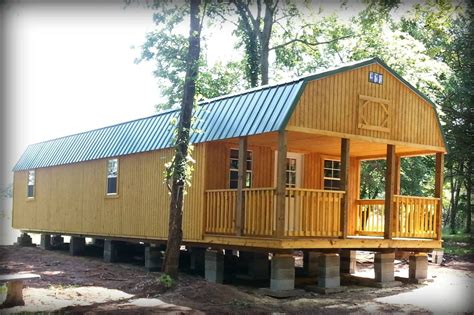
[137, 3, 246, 110]
[400, 156, 435, 197]
[401, 1, 473, 233]
[442, 233, 474, 257]
[360, 160, 385, 199]
[158, 274, 174, 288]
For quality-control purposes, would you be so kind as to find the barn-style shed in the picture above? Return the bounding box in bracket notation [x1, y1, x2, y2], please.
[12, 58, 446, 292]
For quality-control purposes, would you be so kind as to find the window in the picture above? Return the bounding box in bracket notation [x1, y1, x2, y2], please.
[323, 159, 340, 190]
[286, 158, 297, 188]
[27, 170, 35, 198]
[229, 149, 252, 189]
[107, 158, 118, 195]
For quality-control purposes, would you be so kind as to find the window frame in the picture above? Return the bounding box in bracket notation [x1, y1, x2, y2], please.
[106, 158, 119, 196]
[27, 170, 35, 199]
[229, 148, 253, 189]
[322, 157, 341, 191]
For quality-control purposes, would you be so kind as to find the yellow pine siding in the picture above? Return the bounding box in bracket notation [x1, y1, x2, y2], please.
[205, 141, 274, 190]
[12, 144, 206, 242]
[288, 64, 445, 151]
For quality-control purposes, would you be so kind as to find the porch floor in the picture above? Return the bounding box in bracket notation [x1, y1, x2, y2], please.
[203, 234, 442, 251]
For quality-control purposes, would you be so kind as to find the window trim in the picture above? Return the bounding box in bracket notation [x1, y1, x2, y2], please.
[321, 156, 341, 191]
[229, 148, 253, 189]
[27, 169, 35, 199]
[106, 158, 119, 196]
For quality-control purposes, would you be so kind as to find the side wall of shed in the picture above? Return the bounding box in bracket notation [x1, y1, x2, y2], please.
[12, 144, 206, 242]
[288, 63, 445, 150]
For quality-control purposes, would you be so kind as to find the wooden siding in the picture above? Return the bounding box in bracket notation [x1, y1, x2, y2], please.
[12, 144, 206, 241]
[303, 153, 322, 189]
[288, 64, 445, 151]
[205, 141, 274, 189]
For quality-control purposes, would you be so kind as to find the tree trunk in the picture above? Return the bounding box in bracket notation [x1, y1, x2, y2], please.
[449, 164, 463, 234]
[259, 0, 274, 85]
[465, 159, 472, 233]
[162, 0, 202, 278]
[234, 0, 261, 88]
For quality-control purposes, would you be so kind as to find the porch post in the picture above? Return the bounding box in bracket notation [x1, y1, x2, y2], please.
[394, 156, 401, 195]
[276, 130, 287, 237]
[393, 155, 401, 236]
[384, 144, 396, 239]
[340, 138, 350, 239]
[434, 152, 444, 240]
[235, 136, 248, 236]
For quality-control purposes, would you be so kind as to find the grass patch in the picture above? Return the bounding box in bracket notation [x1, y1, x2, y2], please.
[442, 233, 474, 257]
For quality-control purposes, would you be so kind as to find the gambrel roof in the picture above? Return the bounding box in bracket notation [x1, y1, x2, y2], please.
[13, 57, 445, 171]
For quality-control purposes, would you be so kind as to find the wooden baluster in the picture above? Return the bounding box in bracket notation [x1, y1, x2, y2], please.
[266, 190, 271, 235]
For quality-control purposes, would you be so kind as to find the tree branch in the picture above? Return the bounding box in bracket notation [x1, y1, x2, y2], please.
[269, 34, 354, 51]
[213, 9, 239, 27]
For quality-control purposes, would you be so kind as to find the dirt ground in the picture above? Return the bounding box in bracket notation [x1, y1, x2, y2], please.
[0, 244, 473, 314]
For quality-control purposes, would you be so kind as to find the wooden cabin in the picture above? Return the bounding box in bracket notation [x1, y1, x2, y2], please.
[12, 58, 446, 291]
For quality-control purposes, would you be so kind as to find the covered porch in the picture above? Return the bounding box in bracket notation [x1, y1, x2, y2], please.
[203, 129, 444, 249]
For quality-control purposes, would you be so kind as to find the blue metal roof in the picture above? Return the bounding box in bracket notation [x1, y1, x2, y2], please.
[13, 78, 305, 171]
[13, 57, 445, 171]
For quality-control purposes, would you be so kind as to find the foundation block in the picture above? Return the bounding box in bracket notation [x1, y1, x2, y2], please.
[318, 253, 340, 289]
[40, 234, 52, 250]
[205, 250, 224, 284]
[409, 253, 428, 280]
[69, 237, 85, 256]
[51, 235, 64, 248]
[270, 253, 295, 291]
[145, 245, 163, 271]
[374, 252, 395, 282]
[432, 249, 444, 265]
[104, 240, 121, 262]
[190, 247, 206, 275]
[16, 233, 33, 247]
[340, 250, 356, 274]
[303, 251, 320, 277]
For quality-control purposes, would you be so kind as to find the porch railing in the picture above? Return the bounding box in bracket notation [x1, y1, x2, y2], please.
[355, 196, 440, 238]
[205, 189, 236, 234]
[285, 188, 343, 237]
[204, 190, 440, 239]
[355, 199, 385, 235]
[243, 188, 276, 237]
[394, 195, 439, 238]
[205, 188, 343, 237]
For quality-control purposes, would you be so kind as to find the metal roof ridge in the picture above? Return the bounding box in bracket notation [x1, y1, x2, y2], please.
[198, 78, 305, 105]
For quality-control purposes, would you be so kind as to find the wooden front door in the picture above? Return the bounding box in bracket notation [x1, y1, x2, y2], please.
[275, 152, 303, 233]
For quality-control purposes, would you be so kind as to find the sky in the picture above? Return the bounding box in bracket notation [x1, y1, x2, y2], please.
[2, 2, 165, 186]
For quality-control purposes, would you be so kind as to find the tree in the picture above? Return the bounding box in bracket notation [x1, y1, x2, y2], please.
[137, 4, 246, 110]
[399, 0, 473, 233]
[161, 0, 205, 278]
[224, 0, 354, 86]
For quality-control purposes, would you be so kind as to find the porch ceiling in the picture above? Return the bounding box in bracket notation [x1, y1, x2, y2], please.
[231, 131, 438, 159]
